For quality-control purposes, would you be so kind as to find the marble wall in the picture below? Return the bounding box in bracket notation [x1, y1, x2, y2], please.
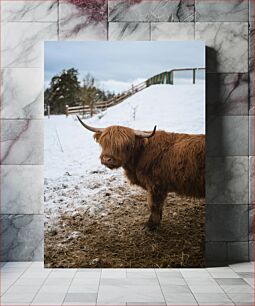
[0, 0, 253, 264]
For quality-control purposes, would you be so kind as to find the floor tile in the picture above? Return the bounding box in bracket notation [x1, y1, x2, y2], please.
[127, 269, 156, 279]
[237, 272, 254, 278]
[230, 262, 254, 272]
[162, 293, 198, 305]
[2, 286, 38, 303]
[43, 277, 72, 287]
[220, 284, 253, 293]
[207, 267, 240, 278]
[21, 269, 51, 278]
[64, 303, 96, 306]
[157, 277, 186, 286]
[75, 270, 101, 279]
[243, 277, 255, 288]
[64, 292, 97, 303]
[0, 303, 30, 305]
[185, 277, 220, 286]
[1, 279, 17, 295]
[227, 292, 254, 305]
[215, 278, 248, 285]
[14, 277, 46, 287]
[68, 278, 99, 292]
[48, 268, 77, 278]
[31, 291, 66, 305]
[189, 283, 224, 294]
[160, 284, 192, 294]
[180, 269, 212, 278]
[101, 268, 126, 279]
[127, 303, 166, 306]
[125, 288, 165, 303]
[2, 262, 32, 269]
[193, 292, 234, 305]
[96, 285, 126, 304]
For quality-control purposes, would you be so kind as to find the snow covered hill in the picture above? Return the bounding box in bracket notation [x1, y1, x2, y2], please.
[88, 84, 205, 133]
[44, 83, 205, 225]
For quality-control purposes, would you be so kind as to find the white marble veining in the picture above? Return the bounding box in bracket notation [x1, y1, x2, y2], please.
[109, 22, 150, 40]
[1, 0, 58, 22]
[249, 26, 254, 113]
[207, 116, 248, 156]
[249, 156, 254, 205]
[59, 1, 107, 40]
[249, 203, 255, 241]
[206, 157, 249, 204]
[108, 0, 195, 22]
[1, 22, 58, 68]
[1, 68, 44, 119]
[151, 22, 194, 40]
[195, 22, 248, 73]
[196, 0, 248, 22]
[1, 165, 43, 214]
[250, 0, 254, 22]
[1, 215, 43, 261]
[249, 116, 254, 155]
[1, 119, 43, 165]
[206, 73, 249, 116]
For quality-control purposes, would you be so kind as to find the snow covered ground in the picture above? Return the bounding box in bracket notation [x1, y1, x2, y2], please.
[44, 83, 205, 227]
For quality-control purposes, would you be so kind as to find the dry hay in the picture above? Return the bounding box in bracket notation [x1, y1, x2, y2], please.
[45, 190, 205, 268]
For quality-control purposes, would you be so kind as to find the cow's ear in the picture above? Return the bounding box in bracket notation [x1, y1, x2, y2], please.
[93, 132, 102, 142]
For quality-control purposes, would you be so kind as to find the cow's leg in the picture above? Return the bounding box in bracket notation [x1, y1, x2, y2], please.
[145, 191, 166, 231]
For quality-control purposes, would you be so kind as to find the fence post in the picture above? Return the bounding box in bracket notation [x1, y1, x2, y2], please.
[193, 69, 196, 84]
[170, 71, 174, 84]
[90, 104, 93, 117]
[65, 105, 69, 117]
[47, 105, 50, 119]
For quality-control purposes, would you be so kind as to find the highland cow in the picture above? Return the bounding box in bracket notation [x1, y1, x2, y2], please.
[77, 116, 205, 230]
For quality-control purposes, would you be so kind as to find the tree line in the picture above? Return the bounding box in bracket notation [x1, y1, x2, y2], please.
[44, 68, 116, 115]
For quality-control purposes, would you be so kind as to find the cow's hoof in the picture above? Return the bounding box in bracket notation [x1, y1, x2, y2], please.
[144, 220, 160, 231]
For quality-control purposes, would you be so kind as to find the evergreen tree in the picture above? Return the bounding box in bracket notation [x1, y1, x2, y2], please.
[44, 68, 117, 116]
[46, 68, 81, 114]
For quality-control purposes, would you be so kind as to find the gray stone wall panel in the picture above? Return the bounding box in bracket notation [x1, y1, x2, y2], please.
[0, 119, 43, 165]
[206, 73, 249, 116]
[207, 116, 249, 156]
[195, 22, 248, 73]
[196, 0, 248, 22]
[206, 205, 248, 242]
[0, 215, 44, 261]
[108, 0, 195, 22]
[108, 22, 150, 40]
[206, 157, 249, 205]
[1, 165, 43, 214]
[1, 68, 44, 119]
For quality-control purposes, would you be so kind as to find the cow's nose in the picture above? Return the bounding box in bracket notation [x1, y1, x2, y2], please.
[102, 156, 112, 163]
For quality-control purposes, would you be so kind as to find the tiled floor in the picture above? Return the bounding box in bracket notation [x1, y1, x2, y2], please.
[0, 262, 254, 305]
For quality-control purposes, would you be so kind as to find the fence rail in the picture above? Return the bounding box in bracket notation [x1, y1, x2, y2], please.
[65, 68, 205, 117]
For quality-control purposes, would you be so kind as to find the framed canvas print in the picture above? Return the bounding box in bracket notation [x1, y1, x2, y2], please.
[44, 41, 205, 268]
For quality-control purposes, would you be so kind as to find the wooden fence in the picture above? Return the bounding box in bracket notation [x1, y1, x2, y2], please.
[65, 68, 205, 117]
[65, 80, 147, 117]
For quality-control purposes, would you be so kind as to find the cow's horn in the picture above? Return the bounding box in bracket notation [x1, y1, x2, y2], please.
[134, 126, 157, 138]
[76, 115, 104, 133]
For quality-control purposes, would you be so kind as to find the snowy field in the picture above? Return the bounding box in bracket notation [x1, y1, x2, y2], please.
[44, 84, 205, 228]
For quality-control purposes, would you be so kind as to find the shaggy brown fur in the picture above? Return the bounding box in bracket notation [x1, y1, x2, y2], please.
[93, 126, 205, 230]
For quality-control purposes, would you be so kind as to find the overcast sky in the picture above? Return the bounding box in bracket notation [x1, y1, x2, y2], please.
[45, 41, 205, 92]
